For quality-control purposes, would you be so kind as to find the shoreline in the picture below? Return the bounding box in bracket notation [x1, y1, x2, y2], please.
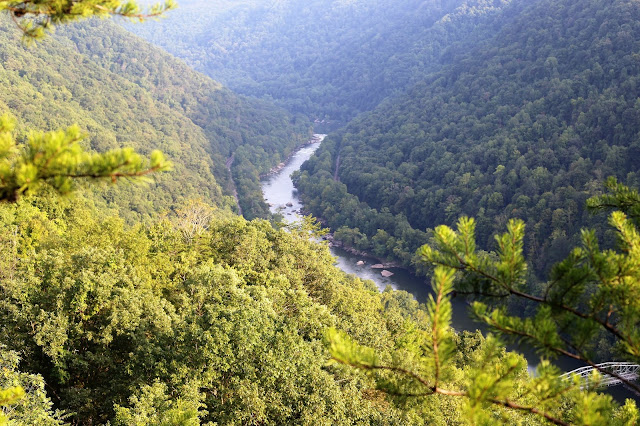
[324, 233, 402, 269]
[300, 209, 404, 270]
[263, 134, 407, 273]
[260, 133, 327, 178]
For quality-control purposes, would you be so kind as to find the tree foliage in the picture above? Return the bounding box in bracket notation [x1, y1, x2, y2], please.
[0, 15, 309, 219]
[128, 0, 510, 121]
[296, 0, 640, 277]
[327, 180, 640, 425]
[0, 0, 176, 40]
[0, 114, 171, 202]
[0, 346, 65, 425]
[0, 196, 451, 424]
[4, 0, 640, 424]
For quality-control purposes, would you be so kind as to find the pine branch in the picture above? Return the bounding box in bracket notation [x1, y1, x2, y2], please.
[427, 239, 630, 347]
[332, 355, 569, 425]
[330, 357, 435, 390]
[0, 116, 171, 202]
[1, 0, 177, 40]
[485, 397, 570, 426]
[431, 270, 446, 387]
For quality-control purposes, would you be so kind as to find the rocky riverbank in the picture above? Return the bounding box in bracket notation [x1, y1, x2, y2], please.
[321, 232, 401, 269]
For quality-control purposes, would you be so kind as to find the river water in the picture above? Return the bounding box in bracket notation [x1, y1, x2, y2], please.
[261, 135, 636, 402]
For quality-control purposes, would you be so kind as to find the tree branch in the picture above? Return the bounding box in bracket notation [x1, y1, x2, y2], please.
[333, 356, 569, 425]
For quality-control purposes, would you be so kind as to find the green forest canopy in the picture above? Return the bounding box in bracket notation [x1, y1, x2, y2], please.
[0, 14, 310, 220]
[127, 0, 513, 121]
[296, 0, 640, 279]
[2, 0, 640, 424]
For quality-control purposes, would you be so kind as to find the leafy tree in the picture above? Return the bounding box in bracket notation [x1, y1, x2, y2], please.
[0, 196, 429, 423]
[128, 0, 510, 121]
[296, 0, 640, 278]
[0, 0, 174, 415]
[0, 14, 310, 219]
[0, 346, 65, 425]
[327, 180, 640, 424]
[0, 1, 180, 205]
[112, 382, 201, 426]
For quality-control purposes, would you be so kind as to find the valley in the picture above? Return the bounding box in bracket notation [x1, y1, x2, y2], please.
[1, 0, 640, 423]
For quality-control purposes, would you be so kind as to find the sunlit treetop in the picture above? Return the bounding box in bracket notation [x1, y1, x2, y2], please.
[0, 0, 177, 40]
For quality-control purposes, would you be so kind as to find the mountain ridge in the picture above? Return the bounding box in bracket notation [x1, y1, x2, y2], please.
[0, 16, 309, 220]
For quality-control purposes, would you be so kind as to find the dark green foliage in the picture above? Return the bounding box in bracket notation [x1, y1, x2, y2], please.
[328, 181, 640, 425]
[5, 0, 640, 423]
[57, 18, 312, 219]
[587, 177, 640, 224]
[0, 347, 65, 424]
[128, 0, 512, 121]
[297, 0, 640, 277]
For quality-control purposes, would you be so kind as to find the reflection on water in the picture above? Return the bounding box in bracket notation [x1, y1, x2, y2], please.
[330, 245, 480, 332]
[261, 134, 638, 403]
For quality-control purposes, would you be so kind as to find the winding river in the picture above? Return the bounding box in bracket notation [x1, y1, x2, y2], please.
[262, 135, 487, 331]
[265, 142, 415, 288]
[261, 135, 636, 402]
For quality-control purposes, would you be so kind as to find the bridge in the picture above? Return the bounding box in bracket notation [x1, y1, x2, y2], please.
[560, 362, 640, 389]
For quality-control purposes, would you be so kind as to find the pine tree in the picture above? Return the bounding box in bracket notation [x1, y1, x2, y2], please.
[0, 114, 172, 202]
[1, 0, 176, 40]
[327, 178, 640, 425]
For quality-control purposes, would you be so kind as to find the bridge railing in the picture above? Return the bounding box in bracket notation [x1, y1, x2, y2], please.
[560, 362, 640, 389]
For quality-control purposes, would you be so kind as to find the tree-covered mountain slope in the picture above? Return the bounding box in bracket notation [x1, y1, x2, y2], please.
[0, 17, 309, 220]
[296, 0, 640, 276]
[1, 195, 537, 424]
[3, 3, 640, 424]
[3, 193, 636, 425]
[128, 0, 513, 121]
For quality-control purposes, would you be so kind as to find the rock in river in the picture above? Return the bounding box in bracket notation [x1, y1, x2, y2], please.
[381, 270, 394, 277]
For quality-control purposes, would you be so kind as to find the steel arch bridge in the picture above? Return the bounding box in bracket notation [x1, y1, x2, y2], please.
[560, 362, 640, 389]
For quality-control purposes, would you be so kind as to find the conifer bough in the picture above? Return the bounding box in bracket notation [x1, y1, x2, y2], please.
[0, 114, 172, 202]
[0, 0, 177, 39]
[328, 179, 640, 425]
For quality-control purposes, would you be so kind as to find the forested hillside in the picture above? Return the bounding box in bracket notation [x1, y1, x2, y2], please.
[0, 17, 309, 220]
[0, 195, 437, 424]
[7, 192, 636, 425]
[128, 0, 512, 121]
[4, 0, 640, 424]
[296, 0, 640, 277]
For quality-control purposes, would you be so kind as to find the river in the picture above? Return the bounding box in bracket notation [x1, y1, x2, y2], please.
[261, 134, 636, 403]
